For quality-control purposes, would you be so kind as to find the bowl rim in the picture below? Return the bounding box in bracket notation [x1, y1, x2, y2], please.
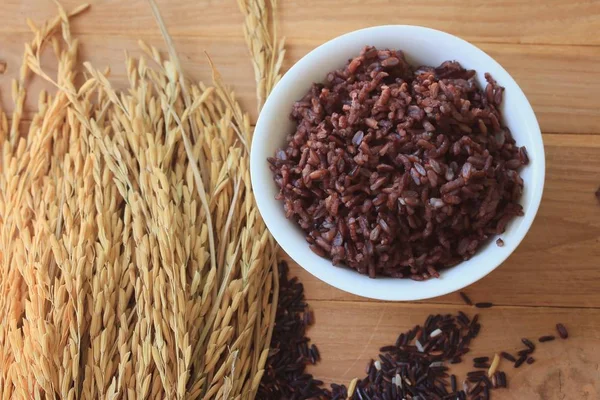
[250, 25, 545, 301]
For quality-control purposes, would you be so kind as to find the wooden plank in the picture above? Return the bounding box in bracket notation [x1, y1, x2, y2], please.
[279, 0, 600, 46]
[2, 0, 600, 46]
[304, 301, 600, 399]
[0, 0, 244, 38]
[2, 34, 600, 134]
[286, 134, 600, 307]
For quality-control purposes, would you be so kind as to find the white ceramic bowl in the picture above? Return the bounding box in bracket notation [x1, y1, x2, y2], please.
[251, 25, 545, 301]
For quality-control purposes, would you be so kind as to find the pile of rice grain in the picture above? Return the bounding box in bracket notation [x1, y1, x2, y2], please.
[0, 1, 283, 398]
[269, 46, 528, 280]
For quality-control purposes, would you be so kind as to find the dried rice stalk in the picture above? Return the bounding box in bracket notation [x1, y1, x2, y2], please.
[237, 0, 286, 112]
[0, 0, 282, 398]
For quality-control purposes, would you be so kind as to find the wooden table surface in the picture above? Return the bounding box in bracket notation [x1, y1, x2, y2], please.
[2, 1, 600, 399]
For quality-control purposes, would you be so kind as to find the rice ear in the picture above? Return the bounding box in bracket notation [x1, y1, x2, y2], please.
[0, 1, 280, 398]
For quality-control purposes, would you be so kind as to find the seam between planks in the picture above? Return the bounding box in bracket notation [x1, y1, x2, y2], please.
[303, 299, 600, 310]
[1, 30, 600, 49]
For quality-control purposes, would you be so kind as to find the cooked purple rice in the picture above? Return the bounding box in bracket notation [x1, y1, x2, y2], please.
[269, 46, 529, 279]
[538, 335, 555, 343]
[526, 357, 535, 364]
[460, 291, 473, 306]
[475, 302, 494, 309]
[473, 356, 490, 363]
[496, 238, 504, 247]
[556, 323, 569, 339]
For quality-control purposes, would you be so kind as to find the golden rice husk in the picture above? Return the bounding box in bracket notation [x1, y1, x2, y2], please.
[0, 1, 282, 398]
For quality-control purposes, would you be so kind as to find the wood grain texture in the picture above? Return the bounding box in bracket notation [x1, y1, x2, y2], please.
[2, 0, 600, 45]
[305, 301, 600, 400]
[0, 0, 244, 37]
[278, 0, 600, 46]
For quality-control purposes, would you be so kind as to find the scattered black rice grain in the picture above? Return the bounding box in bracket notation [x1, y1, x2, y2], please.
[484, 385, 490, 399]
[469, 381, 484, 396]
[496, 238, 505, 247]
[514, 355, 527, 368]
[480, 374, 493, 388]
[539, 335, 555, 343]
[595, 186, 600, 203]
[518, 348, 533, 356]
[467, 370, 487, 378]
[310, 344, 321, 363]
[460, 291, 473, 306]
[556, 323, 569, 339]
[258, 261, 330, 399]
[498, 371, 508, 388]
[475, 302, 494, 309]
[493, 371, 507, 389]
[321, 310, 501, 399]
[263, 267, 565, 399]
[501, 351, 516, 362]
[457, 311, 471, 326]
[521, 338, 536, 351]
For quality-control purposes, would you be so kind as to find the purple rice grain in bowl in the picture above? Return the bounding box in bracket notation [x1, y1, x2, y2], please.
[268, 46, 528, 280]
[251, 26, 544, 300]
